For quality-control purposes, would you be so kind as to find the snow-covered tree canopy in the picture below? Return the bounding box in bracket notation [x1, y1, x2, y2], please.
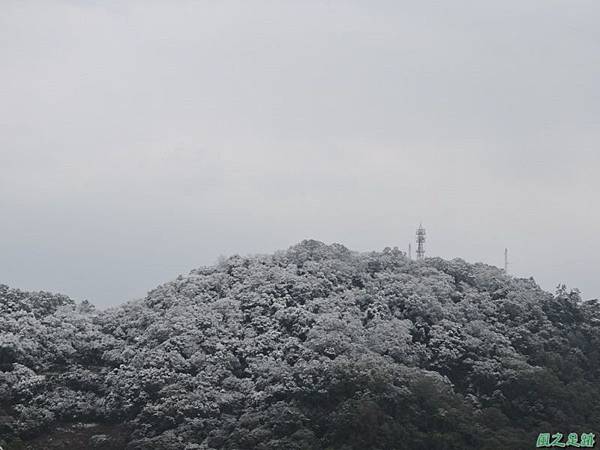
[1, 240, 599, 449]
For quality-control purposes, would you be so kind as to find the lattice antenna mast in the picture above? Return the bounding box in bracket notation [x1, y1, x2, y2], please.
[408, 243, 412, 260]
[416, 223, 426, 260]
[504, 248, 509, 274]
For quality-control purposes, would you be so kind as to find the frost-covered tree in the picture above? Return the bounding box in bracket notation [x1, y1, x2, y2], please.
[1, 241, 600, 450]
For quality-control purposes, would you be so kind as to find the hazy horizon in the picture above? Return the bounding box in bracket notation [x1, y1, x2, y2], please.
[2, 1, 599, 307]
[0, 236, 584, 308]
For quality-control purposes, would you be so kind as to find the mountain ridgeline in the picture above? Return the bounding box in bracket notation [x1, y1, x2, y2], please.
[1, 240, 599, 449]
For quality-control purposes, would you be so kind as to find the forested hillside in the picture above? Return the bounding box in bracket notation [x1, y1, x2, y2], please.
[1, 240, 599, 449]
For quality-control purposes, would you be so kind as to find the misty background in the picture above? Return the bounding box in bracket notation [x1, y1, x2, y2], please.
[1, 1, 599, 308]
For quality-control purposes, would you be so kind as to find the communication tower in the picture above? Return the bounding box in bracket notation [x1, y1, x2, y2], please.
[416, 223, 426, 260]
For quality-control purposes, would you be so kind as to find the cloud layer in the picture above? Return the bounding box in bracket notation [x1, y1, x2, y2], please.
[1, 1, 599, 306]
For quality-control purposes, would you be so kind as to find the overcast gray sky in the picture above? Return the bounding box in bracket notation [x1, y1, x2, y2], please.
[1, 1, 599, 307]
